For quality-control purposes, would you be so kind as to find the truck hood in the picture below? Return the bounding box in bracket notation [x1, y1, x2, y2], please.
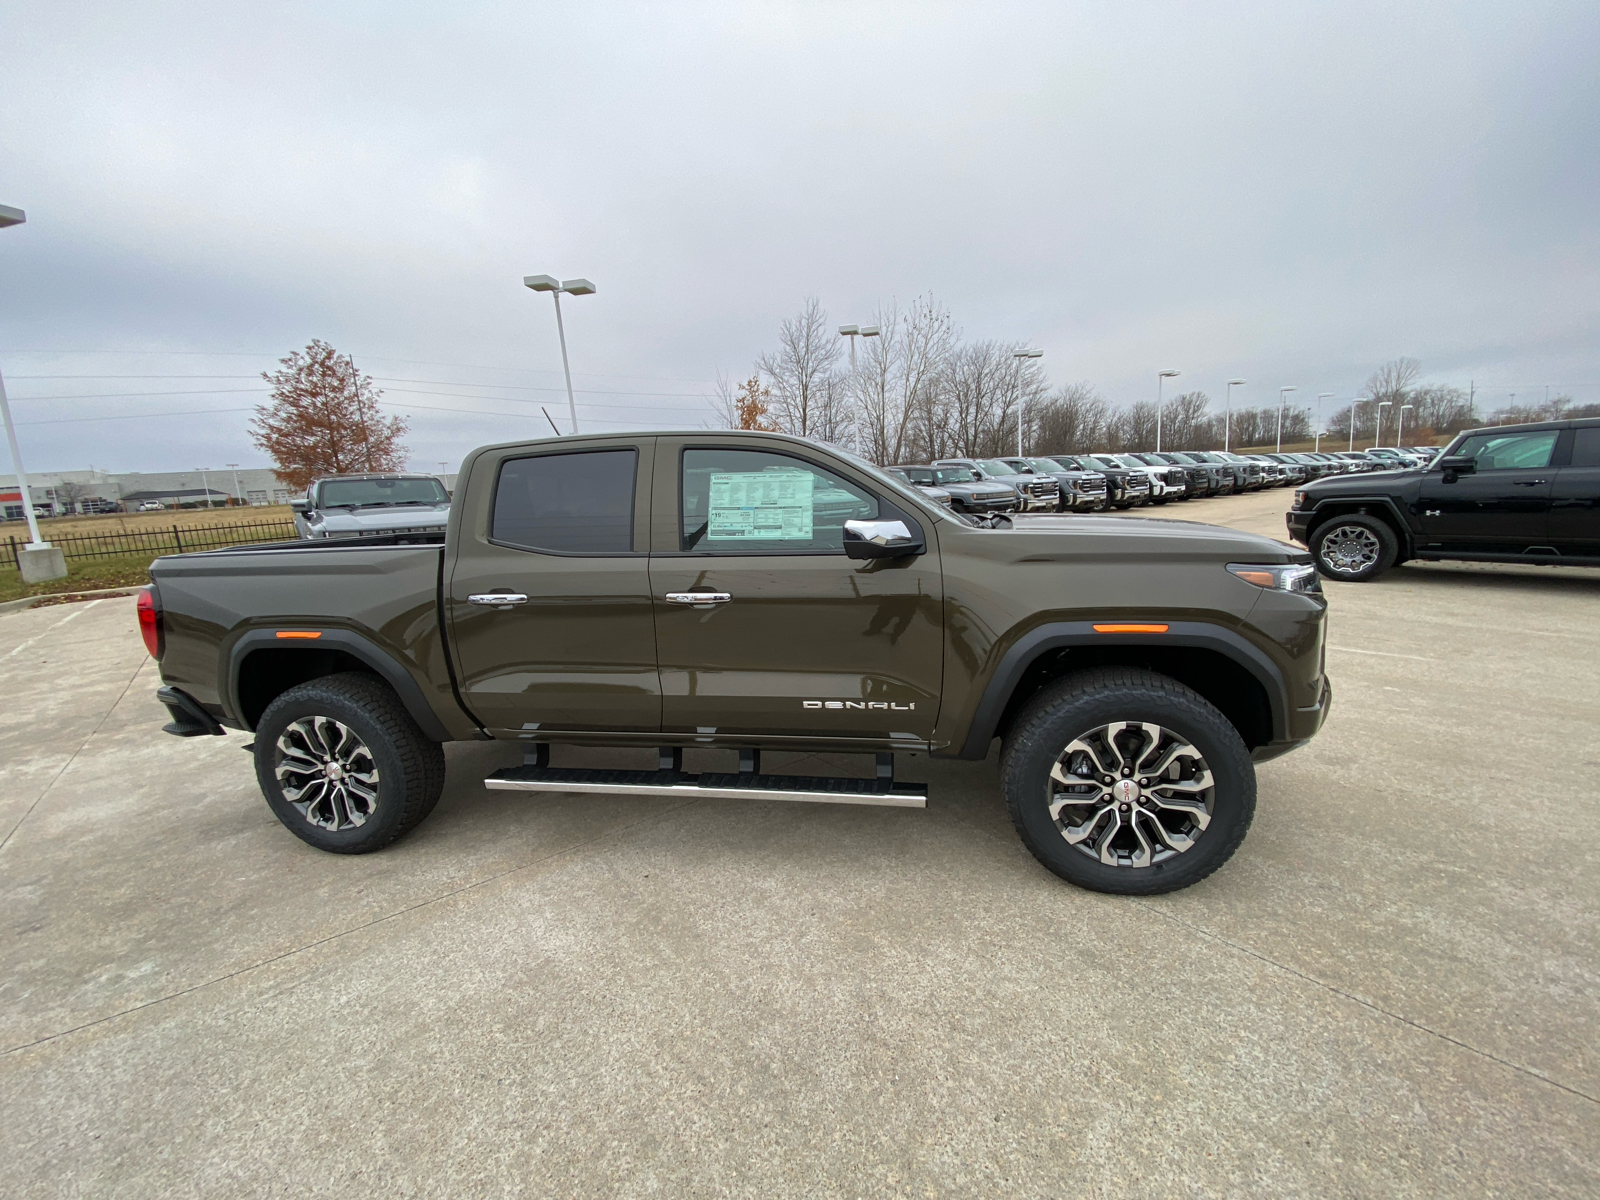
[992, 514, 1306, 562]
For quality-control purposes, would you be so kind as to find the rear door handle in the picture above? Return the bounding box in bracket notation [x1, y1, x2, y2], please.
[1511, 479, 1548, 486]
[468, 593, 529, 607]
[666, 591, 732, 606]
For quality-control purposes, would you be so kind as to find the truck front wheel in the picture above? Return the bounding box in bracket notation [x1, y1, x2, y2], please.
[1309, 513, 1396, 582]
[1000, 668, 1255, 895]
[254, 673, 446, 854]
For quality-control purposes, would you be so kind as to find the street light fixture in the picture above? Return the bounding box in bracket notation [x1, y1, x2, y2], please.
[0, 204, 50, 556]
[1375, 401, 1392, 448]
[1349, 398, 1373, 451]
[1155, 370, 1179, 452]
[1224, 379, 1246, 451]
[1396, 403, 1415, 448]
[1275, 386, 1298, 452]
[839, 324, 880, 371]
[524, 274, 596, 435]
[1315, 393, 1334, 452]
[1015, 349, 1044, 456]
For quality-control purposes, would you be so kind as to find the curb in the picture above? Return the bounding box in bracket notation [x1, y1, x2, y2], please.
[0, 585, 144, 616]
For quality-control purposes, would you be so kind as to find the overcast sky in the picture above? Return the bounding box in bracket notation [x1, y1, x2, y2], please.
[2, 1, 1597, 474]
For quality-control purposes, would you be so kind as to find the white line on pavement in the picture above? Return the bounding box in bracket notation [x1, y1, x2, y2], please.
[1, 599, 109, 662]
[1327, 644, 1437, 662]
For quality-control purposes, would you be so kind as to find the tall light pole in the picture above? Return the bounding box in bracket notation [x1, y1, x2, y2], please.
[1276, 386, 1297, 452]
[838, 323, 880, 372]
[1014, 349, 1044, 455]
[1155, 370, 1179, 452]
[524, 274, 596, 435]
[1349, 399, 1373, 451]
[0, 203, 50, 555]
[226, 463, 241, 507]
[197, 467, 214, 509]
[1375, 401, 1392, 448]
[1396, 403, 1414, 447]
[1224, 378, 1245, 451]
[1315, 393, 1333, 452]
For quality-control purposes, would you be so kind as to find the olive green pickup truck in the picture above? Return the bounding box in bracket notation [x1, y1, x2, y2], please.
[142, 431, 1331, 895]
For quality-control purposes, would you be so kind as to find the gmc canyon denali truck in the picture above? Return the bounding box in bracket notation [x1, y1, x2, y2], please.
[142, 431, 1332, 895]
[1288, 417, 1600, 581]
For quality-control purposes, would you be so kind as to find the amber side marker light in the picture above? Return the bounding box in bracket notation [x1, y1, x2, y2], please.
[1093, 623, 1169, 634]
[1230, 570, 1278, 587]
[275, 631, 322, 639]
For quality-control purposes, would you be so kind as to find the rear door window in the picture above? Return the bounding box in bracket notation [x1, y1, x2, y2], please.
[1569, 428, 1600, 467]
[491, 449, 638, 553]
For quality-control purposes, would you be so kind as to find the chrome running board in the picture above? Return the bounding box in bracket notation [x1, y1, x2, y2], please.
[484, 763, 927, 809]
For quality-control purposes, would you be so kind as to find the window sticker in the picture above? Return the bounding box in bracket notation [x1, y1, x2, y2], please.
[707, 470, 814, 540]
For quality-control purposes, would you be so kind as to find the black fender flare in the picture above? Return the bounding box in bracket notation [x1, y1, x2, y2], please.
[226, 628, 454, 742]
[1305, 496, 1416, 557]
[955, 621, 1292, 760]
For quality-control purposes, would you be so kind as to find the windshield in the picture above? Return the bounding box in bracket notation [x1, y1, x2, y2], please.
[317, 477, 449, 507]
[977, 459, 1019, 477]
[933, 467, 977, 485]
[892, 467, 933, 484]
[1082, 455, 1122, 469]
[1025, 458, 1066, 473]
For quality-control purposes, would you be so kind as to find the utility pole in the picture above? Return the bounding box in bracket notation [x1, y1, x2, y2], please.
[1015, 349, 1045, 455]
[1277, 386, 1297, 452]
[524, 275, 596, 434]
[1224, 379, 1245, 452]
[226, 464, 241, 506]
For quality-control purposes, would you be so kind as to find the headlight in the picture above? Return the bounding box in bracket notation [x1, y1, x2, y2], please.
[1227, 562, 1321, 593]
[1293, 491, 1307, 509]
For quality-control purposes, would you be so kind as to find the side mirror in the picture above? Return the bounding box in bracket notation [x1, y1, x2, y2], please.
[844, 519, 924, 559]
[290, 498, 309, 512]
[1437, 455, 1475, 478]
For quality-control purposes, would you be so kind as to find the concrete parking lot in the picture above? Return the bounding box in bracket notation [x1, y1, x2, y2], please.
[2, 493, 1597, 1197]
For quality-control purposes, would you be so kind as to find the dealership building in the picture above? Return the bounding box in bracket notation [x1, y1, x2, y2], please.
[0, 467, 295, 521]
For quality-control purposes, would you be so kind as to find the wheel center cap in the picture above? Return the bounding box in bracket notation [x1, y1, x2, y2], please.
[1112, 778, 1141, 804]
[325, 762, 345, 781]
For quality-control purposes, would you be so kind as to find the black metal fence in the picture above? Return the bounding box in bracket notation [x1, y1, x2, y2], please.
[2, 519, 299, 569]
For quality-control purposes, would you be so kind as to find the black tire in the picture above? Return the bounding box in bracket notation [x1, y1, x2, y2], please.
[254, 672, 446, 854]
[1309, 513, 1397, 582]
[1001, 667, 1256, 895]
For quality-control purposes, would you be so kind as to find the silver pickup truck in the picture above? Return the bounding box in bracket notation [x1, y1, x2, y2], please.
[293, 473, 453, 541]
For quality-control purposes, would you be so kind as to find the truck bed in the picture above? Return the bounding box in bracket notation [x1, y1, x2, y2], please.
[150, 541, 476, 740]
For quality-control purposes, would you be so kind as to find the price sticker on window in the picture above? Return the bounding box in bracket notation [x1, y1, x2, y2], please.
[707, 470, 814, 540]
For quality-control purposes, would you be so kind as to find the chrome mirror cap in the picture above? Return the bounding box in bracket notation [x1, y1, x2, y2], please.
[843, 519, 924, 559]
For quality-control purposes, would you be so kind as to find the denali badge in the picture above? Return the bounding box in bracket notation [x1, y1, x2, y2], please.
[803, 700, 916, 711]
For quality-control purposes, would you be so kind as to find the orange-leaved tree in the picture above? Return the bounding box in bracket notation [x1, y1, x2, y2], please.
[734, 376, 778, 431]
[250, 339, 409, 490]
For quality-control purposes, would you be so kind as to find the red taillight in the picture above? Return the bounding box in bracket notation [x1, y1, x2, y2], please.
[137, 586, 162, 659]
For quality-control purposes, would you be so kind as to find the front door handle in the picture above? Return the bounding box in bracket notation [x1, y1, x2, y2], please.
[1511, 479, 1548, 486]
[666, 591, 733, 606]
[468, 593, 529, 608]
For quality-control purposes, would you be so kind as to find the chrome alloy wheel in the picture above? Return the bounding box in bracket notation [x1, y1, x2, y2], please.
[1319, 524, 1381, 575]
[274, 716, 381, 831]
[1047, 722, 1214, 867]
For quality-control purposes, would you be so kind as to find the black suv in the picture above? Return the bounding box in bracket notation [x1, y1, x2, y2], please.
[1287, 417, 1600, 581]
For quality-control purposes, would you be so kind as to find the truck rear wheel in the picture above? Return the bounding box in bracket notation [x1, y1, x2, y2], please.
[1000, 667, 1255, 895]
[253, 673, 446, 854]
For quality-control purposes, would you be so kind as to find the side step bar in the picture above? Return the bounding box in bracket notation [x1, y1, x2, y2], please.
[485, 749, 926, 809]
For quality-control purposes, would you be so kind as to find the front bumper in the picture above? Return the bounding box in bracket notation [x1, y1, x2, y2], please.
[1252, 677, 1333, 762]
[1285, 509, 1311, 545]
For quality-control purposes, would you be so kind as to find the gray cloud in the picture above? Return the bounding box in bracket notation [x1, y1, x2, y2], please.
[1, 0, 1595, 472]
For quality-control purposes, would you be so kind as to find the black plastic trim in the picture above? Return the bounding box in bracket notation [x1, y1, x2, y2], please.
[157, 686, 225, 737]
[226, 628, 455, 741]
[952, 621, 1292, 760]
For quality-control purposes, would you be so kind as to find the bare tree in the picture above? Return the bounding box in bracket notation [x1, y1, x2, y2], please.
[1032, 383, 1110, 455]
[709, 371, 739, 429]
[756, 297, 842, 438]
